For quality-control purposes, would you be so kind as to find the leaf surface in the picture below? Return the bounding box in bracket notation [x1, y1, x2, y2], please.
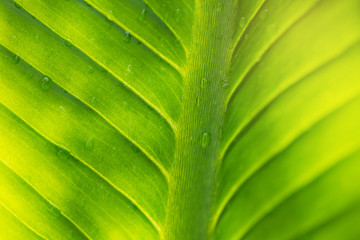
[0, 0, 359, 239]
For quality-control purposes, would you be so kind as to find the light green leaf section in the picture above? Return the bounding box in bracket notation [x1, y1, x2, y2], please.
[0, 1, 176, 172]
[1, 0, 360, 239]
[15, 0, 183, 121]
[0, 102, 158, 239]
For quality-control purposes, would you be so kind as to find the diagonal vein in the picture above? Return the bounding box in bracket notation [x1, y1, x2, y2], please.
[15, 0, 180, 131]
[0, 103, 163, 237]
[0, 160, 92, 240]
[0, 200, 47, 240]
[142, 0, 190, 54]
[0, 42, 170, 182]
[83, 0, 184, 73]
[291, 203, 360, 239]
[226, 0, 322, 105]
[230, 0, 267, 53]
[238, 148, 360, 240]
[220, 36, 359, 162]
[212, 91, 360, 234]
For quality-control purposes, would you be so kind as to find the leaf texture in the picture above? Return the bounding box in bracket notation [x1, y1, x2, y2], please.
[0, 0, 359, 239]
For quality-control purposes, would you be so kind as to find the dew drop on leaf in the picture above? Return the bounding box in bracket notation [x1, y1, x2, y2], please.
[39, 76, 52, 92]
[239, 17, 246, 28]
[14, 2, 21, 9]
[174, 39, 181, 48]
[85, 137, 94, 150]
[222, 80, 229, 89]
[64, 39, 72, 47]
[244, 34, 249, 41]
[90, 96, 96, 105]
[123, 31, 131, 43]
[49, 201, 61, 218]
[87, 65, 94, 74]
[12, 54, 20, 64]
[138, 8, 147, 22]
[201, 77, 209, 89]
[215, 2, 223, 12]
[56, 146, 70, 160]
[111, 147, 117, 157]
[201, 132, 211, 148]
[122, 101, 129, 111]
[196, 97, 200, 107]
[130, 142, 140, 153]
[266, 24, 276, 35]
[259, 8, 269, 20]
[99, 65, 106, 72]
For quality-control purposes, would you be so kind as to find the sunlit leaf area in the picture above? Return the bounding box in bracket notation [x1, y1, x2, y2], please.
[0, 0, 359, 239]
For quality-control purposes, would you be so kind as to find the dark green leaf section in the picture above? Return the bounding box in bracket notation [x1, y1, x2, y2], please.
[0, 45, 166, 235]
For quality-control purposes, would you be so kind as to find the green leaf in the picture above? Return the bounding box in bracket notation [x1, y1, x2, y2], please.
[0, 0, 359, 239]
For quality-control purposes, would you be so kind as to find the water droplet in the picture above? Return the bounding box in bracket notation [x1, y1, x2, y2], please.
[201, 132, 211, 148]
[85, 137, 94, 150]
[39, 76, 52, 92]
[222, 81, 229, 89]
[111, 147, 117, 157]
[14, 2, 21, 9]
[130, 142, 140, 153]
[196, 97, 200, 107]
[122, 101, 129, 111]
[64, 39, 72, 47]
[12, 54, 20, 64]
[99, 65, 106, 72]
[259, 9, 268, 20]
[160, 38, 165, 47]
[49, 201, 61, 218]
[123, 31, 131, 43]
[239, 17, 246, 28]
[266, 24, 276, 34]
[87, 66, 94, 74]
[175, 9, 180, 22]
[138, 8, 147, 22]
[215, 2, 223, 12]
[56, 146, 70, 160]
[218, 127, 223, 140]
[174, 39, 181, 48]
[201, 77, 209, 89]
[90, 96, 96, 105]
